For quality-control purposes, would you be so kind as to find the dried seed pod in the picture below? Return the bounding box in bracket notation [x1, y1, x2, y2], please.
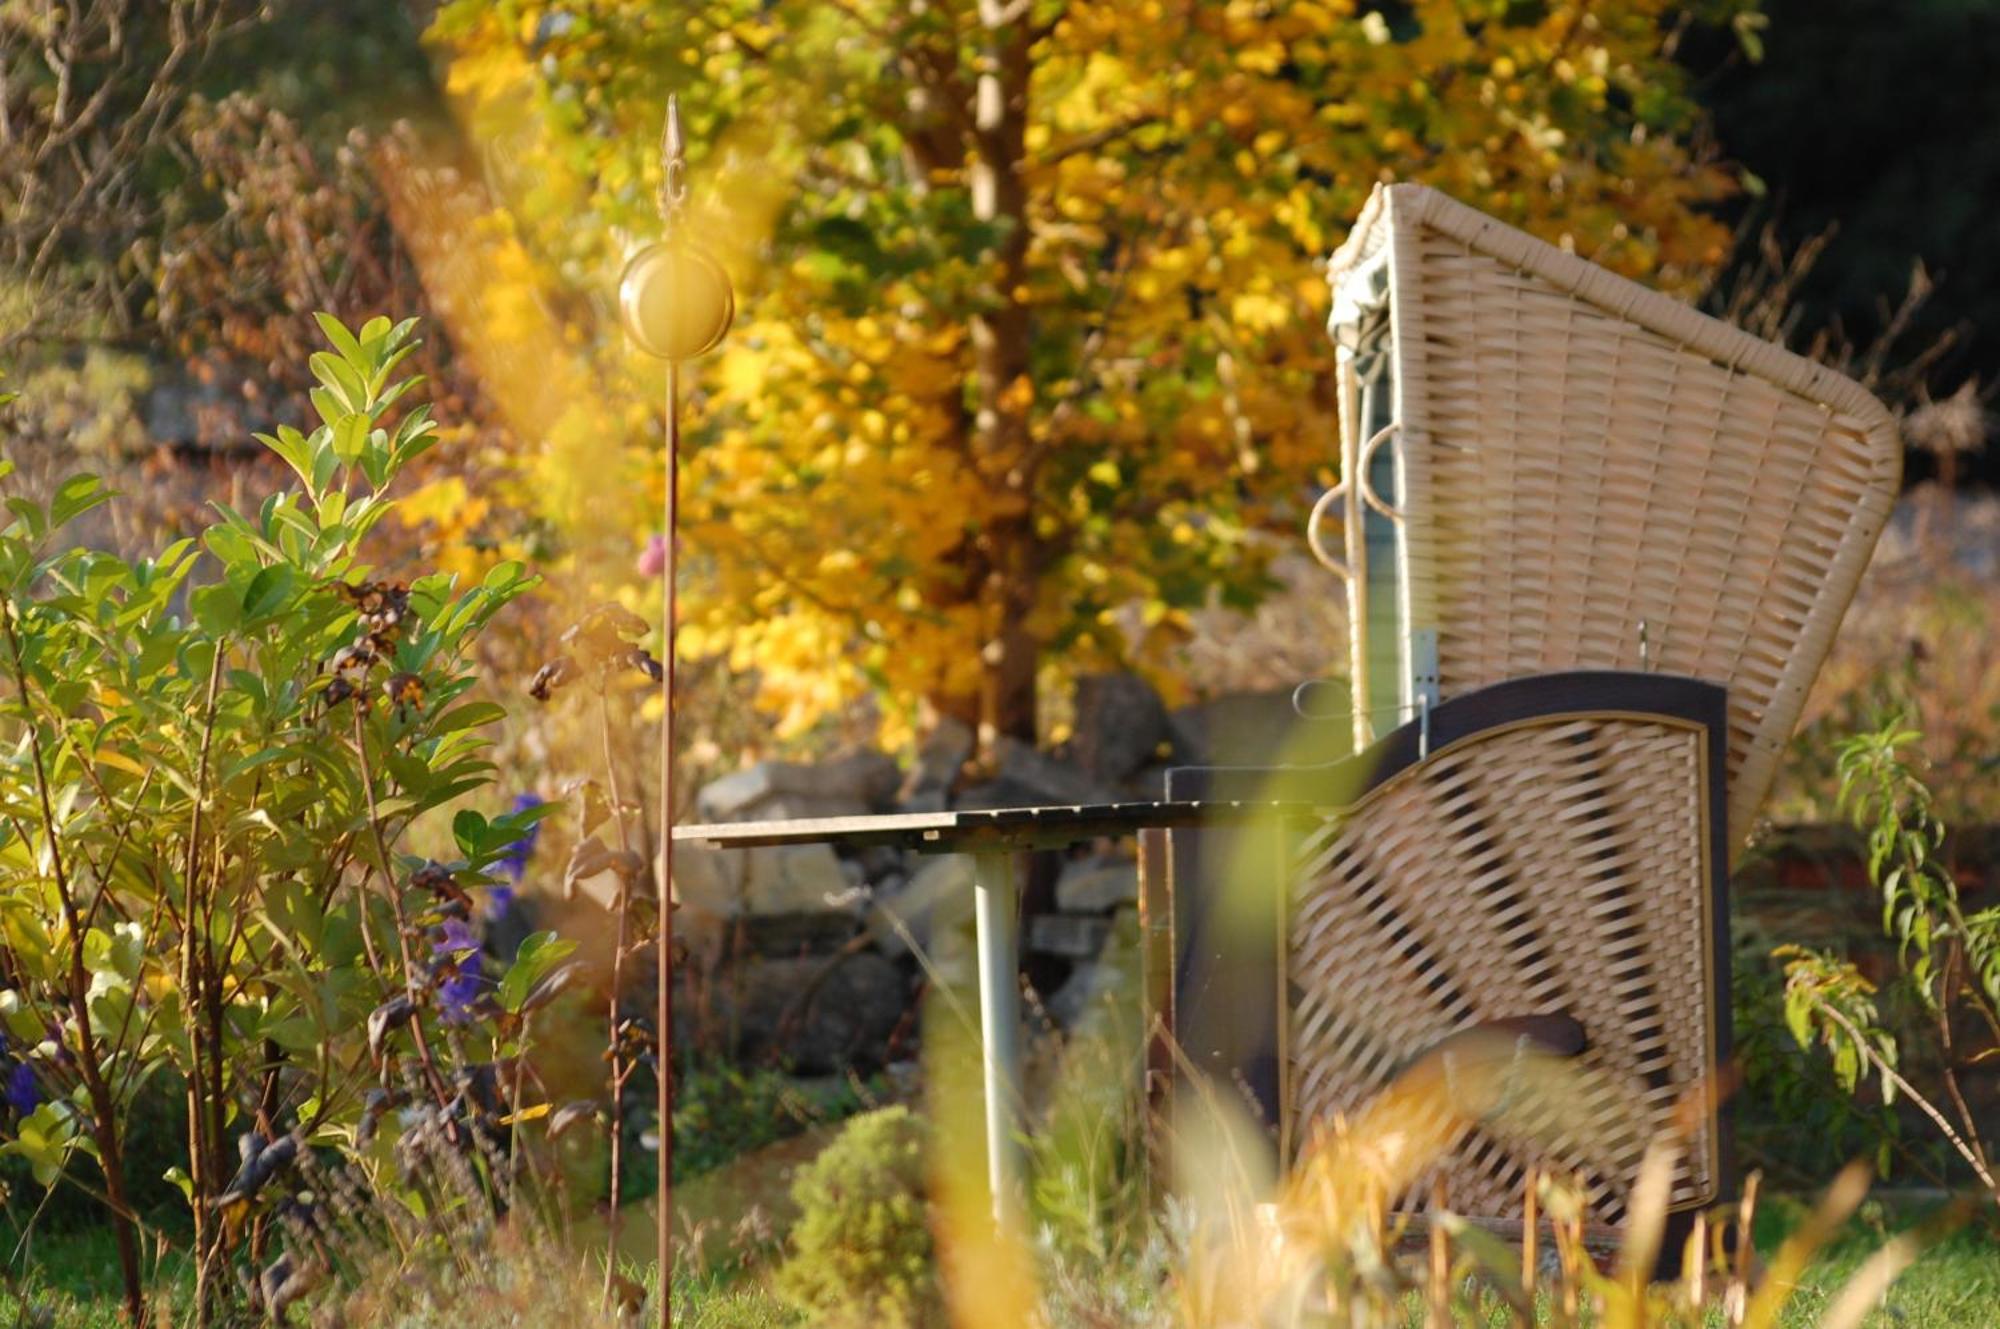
[547, 1100, 600, 1141]
[528, 654, 578, 702]
[409, 860, 469, 906]
[366, 995, 415, 1063]
[383, 671, 427, 715]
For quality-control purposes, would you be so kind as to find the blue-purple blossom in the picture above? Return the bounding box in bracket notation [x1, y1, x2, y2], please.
[4, 1061, 39, 1114]
[495, 794, 544, 882]
[432, 917, 480, 962]
[437, 960, 484, 1026]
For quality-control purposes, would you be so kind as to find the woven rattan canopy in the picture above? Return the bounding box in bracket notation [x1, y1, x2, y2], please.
[1317, 184, 1901, 851]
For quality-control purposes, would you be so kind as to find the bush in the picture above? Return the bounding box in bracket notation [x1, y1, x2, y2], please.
[673, 1063, 878, 1183]
[775, 1106, 934, 1327]
[0, 316, 561, 1322]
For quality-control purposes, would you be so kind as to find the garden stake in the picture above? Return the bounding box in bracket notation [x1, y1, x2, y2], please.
[618, 93, 733, 1328]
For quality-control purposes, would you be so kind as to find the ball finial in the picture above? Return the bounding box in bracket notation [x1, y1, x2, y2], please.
[620, 94, 734, 362]
[619, 241, 734, 361]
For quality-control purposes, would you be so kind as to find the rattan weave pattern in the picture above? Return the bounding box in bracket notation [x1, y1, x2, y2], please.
[1326, 185, 1901, 850]
[1287, 712, 1717, 1225]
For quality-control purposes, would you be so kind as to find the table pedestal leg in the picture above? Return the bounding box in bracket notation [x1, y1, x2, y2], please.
[972, 850, 1021, 1227]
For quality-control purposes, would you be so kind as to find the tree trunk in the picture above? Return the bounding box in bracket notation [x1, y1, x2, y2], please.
[967, 0, 1040, 748]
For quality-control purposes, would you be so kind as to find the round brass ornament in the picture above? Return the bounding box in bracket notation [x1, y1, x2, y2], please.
[618, 241, 735, 361]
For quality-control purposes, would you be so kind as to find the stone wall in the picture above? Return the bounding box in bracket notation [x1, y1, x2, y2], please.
[660, 674, 1309, 1072]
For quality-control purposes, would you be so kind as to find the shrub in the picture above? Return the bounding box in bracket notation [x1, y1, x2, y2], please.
[1778, 715, 2000, 1207]
[775, 1106, 935, 1327]
[0, 315, 562, 1323]
[673, 1063, 878, 1183]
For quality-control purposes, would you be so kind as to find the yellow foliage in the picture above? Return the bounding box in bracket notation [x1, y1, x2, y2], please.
[425, 0, 1749, 741]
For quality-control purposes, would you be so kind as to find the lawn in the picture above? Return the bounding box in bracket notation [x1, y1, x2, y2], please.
[6, 1192, 1996, 1328]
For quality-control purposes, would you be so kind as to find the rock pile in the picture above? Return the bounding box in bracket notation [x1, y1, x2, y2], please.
[662, 674, 1307, 1072]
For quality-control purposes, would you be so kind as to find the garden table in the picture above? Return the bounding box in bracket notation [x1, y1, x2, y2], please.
[672, 799, 1317, 1225]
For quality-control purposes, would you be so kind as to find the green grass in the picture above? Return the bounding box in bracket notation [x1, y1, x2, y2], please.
[1767, 1213, 2000, 1328]
[0, 1221, 192, 1328]
[6, 1196, 1998, 1327]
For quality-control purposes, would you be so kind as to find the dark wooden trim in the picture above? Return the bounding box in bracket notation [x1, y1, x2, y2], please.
[1166, 670, 1730, 803]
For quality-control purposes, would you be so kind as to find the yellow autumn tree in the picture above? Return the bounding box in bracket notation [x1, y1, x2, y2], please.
[427, 0, 1748, 746]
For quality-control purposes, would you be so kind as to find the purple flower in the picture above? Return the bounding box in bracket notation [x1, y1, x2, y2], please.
[437, 962, 484, 1026]
[495, 794, 544, 883]
[637, 535, 668, 578]
[432, 917, 480, 962]
[4, 1061, 39, 1114]
[486, 884, 517, 921]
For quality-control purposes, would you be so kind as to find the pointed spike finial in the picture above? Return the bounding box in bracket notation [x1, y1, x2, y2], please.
[663, 94, 684, 168]
[658, 94, 689, 223]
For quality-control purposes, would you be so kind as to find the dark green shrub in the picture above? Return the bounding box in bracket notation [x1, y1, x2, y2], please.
[774, 1106, 934, 1327]
[673, 1063, 878, 1183]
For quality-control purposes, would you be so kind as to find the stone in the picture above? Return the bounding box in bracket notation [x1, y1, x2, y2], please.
[742, 842, 858, 916]
[899, 714, 974, 809]
[681, 952, 908, 1073]
[668, 842, 746, 916]
[1166, 689, 1290, 767]
[1026, 913, 1112, 959]
[866, 855, 975, 957]
[955, 737, 1120, 810]
[740, 912, 861, 956]
[900, 786, 949, 814]
[1123, 762, 1174, 800]
[1046, 909, 1142, 1033]
[856, 843, 909, 881]
[1054, 854, 1140, 912]
[1046, 960, 1133, 1030]
[1071, 673, 1173, 783]
[696, 748, 902, 823]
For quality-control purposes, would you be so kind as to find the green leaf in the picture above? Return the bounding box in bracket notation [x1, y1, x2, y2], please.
[242, 565, 297, 621]
[1784, 990, 1813, 1049]
[0, 989, 42, 1043]
[258, 425, 316, 488]
[432, 701, 506, 736]
[314, 312, 366, 365]
[6, 497, 46, 541]
[500, 931, 578, 1014]
[310, 351, 370, 413]
[49, 474, 112, 529]
[332, 412, 369, 465]
[453, 809, 489, 858]
[190, 582, 243, 636]
[482, 560, 527, 592]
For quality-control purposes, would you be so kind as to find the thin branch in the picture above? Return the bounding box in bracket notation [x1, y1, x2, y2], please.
[1024, 112, 1161, 173]
[1817, 1000, 1999, 1199]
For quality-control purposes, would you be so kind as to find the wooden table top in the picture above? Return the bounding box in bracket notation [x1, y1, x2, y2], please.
[670, 799, 1324, 851]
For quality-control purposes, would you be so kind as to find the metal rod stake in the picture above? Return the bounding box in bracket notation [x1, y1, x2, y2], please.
[658, 359, 679, 1328]
[971, 850, 1022, 1227]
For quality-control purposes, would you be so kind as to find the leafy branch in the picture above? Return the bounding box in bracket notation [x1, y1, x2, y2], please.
[1779, 715, 2000, 1206]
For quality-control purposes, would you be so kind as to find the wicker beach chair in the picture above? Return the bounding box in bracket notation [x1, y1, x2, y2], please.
[1152, 672, 1732, 1243]
[1314, 184, 1902, 851]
